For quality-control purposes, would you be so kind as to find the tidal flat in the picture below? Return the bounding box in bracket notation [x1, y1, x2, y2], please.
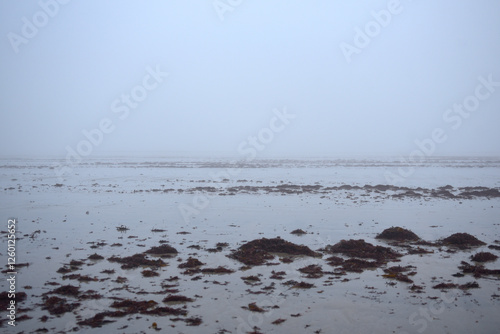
[1, 157, 499, 333]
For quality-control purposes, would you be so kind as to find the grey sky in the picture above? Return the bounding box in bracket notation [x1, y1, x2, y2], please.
[1, 0, 499, 158]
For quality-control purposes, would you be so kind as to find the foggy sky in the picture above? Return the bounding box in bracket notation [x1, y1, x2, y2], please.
[1, 0, 499, 158]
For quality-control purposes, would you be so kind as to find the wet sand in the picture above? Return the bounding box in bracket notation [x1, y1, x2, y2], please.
[1, 157, 499, 333]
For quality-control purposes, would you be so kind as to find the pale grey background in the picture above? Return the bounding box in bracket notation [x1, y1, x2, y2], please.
[1, 0, 499, 158]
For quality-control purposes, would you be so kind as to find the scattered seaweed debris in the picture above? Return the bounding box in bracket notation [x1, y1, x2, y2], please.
[42, 296, 80, 315]
[323, 239, 402, 262]
[49, 285, 80, 296]
[243, 302, 266, 313]
[459, 188, 500, 198]
[432, 281, 480, 291]
[471, 252, 498, 262]
[409, 284, 424, 293]
[77, 312, 119, 328]
[290, 229, 307, 235]
[228, 237, 322, 266]
[298, 264, 324, 278]
[292, 281, 315, 289]
[376, 227, 420, 241]
[108, 253, 166, 269]
[163, 295, 194, 303]
[272, 318, 286, 325]
[241, 275, 261, 284]
[62, 274, 99, 282]
[88, 253, 104, 260]
[382, 266, 416, 283]
[89, 241, 108, 249]
[151, 228, 166, 232]
[69, 259, 84, 267]
[458, 261, 500, 278]
[141, 270, 160, 277]
[403, 246, 434, 255]
[185, 317, 203, 326]
[181, 268, 202, 276]
[325, 256, 344, 266]
[489, 244, 500, 251]
[142, 306, 188, 316]
[207, 243, 229, 252]
[100, 269, 115, 274]
[145, 244, 178, 255]
[170, 316, 203, 326]
[116, 225, 129, 232]
[201, 266, 235, 274]
[0, 292, 26, 309]
[246, 326, 264, 334]
[270, 271, 286, 280]
[228, 247, 274, 266]
[280, 256, 294, 263]
[111, 299, 158, 312]
[440, 233, 486, 249]
[459, 282, 480, 290]
[79, 290, 103, 300]
[56, 259, 83, 273]
[113, 276, 128, 284]
[432, 282, 458, 290]
[340, 259, 379, 273]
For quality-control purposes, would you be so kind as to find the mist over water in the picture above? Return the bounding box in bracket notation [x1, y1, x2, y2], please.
[1, 1, 500, 158]
[1, 1, 500, 333]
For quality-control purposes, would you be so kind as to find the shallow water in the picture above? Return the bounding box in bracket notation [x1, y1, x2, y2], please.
[1, 157, 499, 333]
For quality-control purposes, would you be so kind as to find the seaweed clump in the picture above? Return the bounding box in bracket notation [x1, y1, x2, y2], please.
[163, 295, 194, 303]
[228, 237, 322, 266]
[376, 227, 420, 241]
[49, 285, 80, 296]
[471, 252, 498, 262]
[459, 261, 500, 278]
[382, 265, 416, 283]
[440, 233, 485, 249]
[108, 253, 166, 269]
[178, 257, 204, 268]
[88, 253, 104, 260]
[323, 239, 402, 262]
[145, 244, 178, 255]
[42, 296, 80, 315]
[298, 264, 324, 279]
